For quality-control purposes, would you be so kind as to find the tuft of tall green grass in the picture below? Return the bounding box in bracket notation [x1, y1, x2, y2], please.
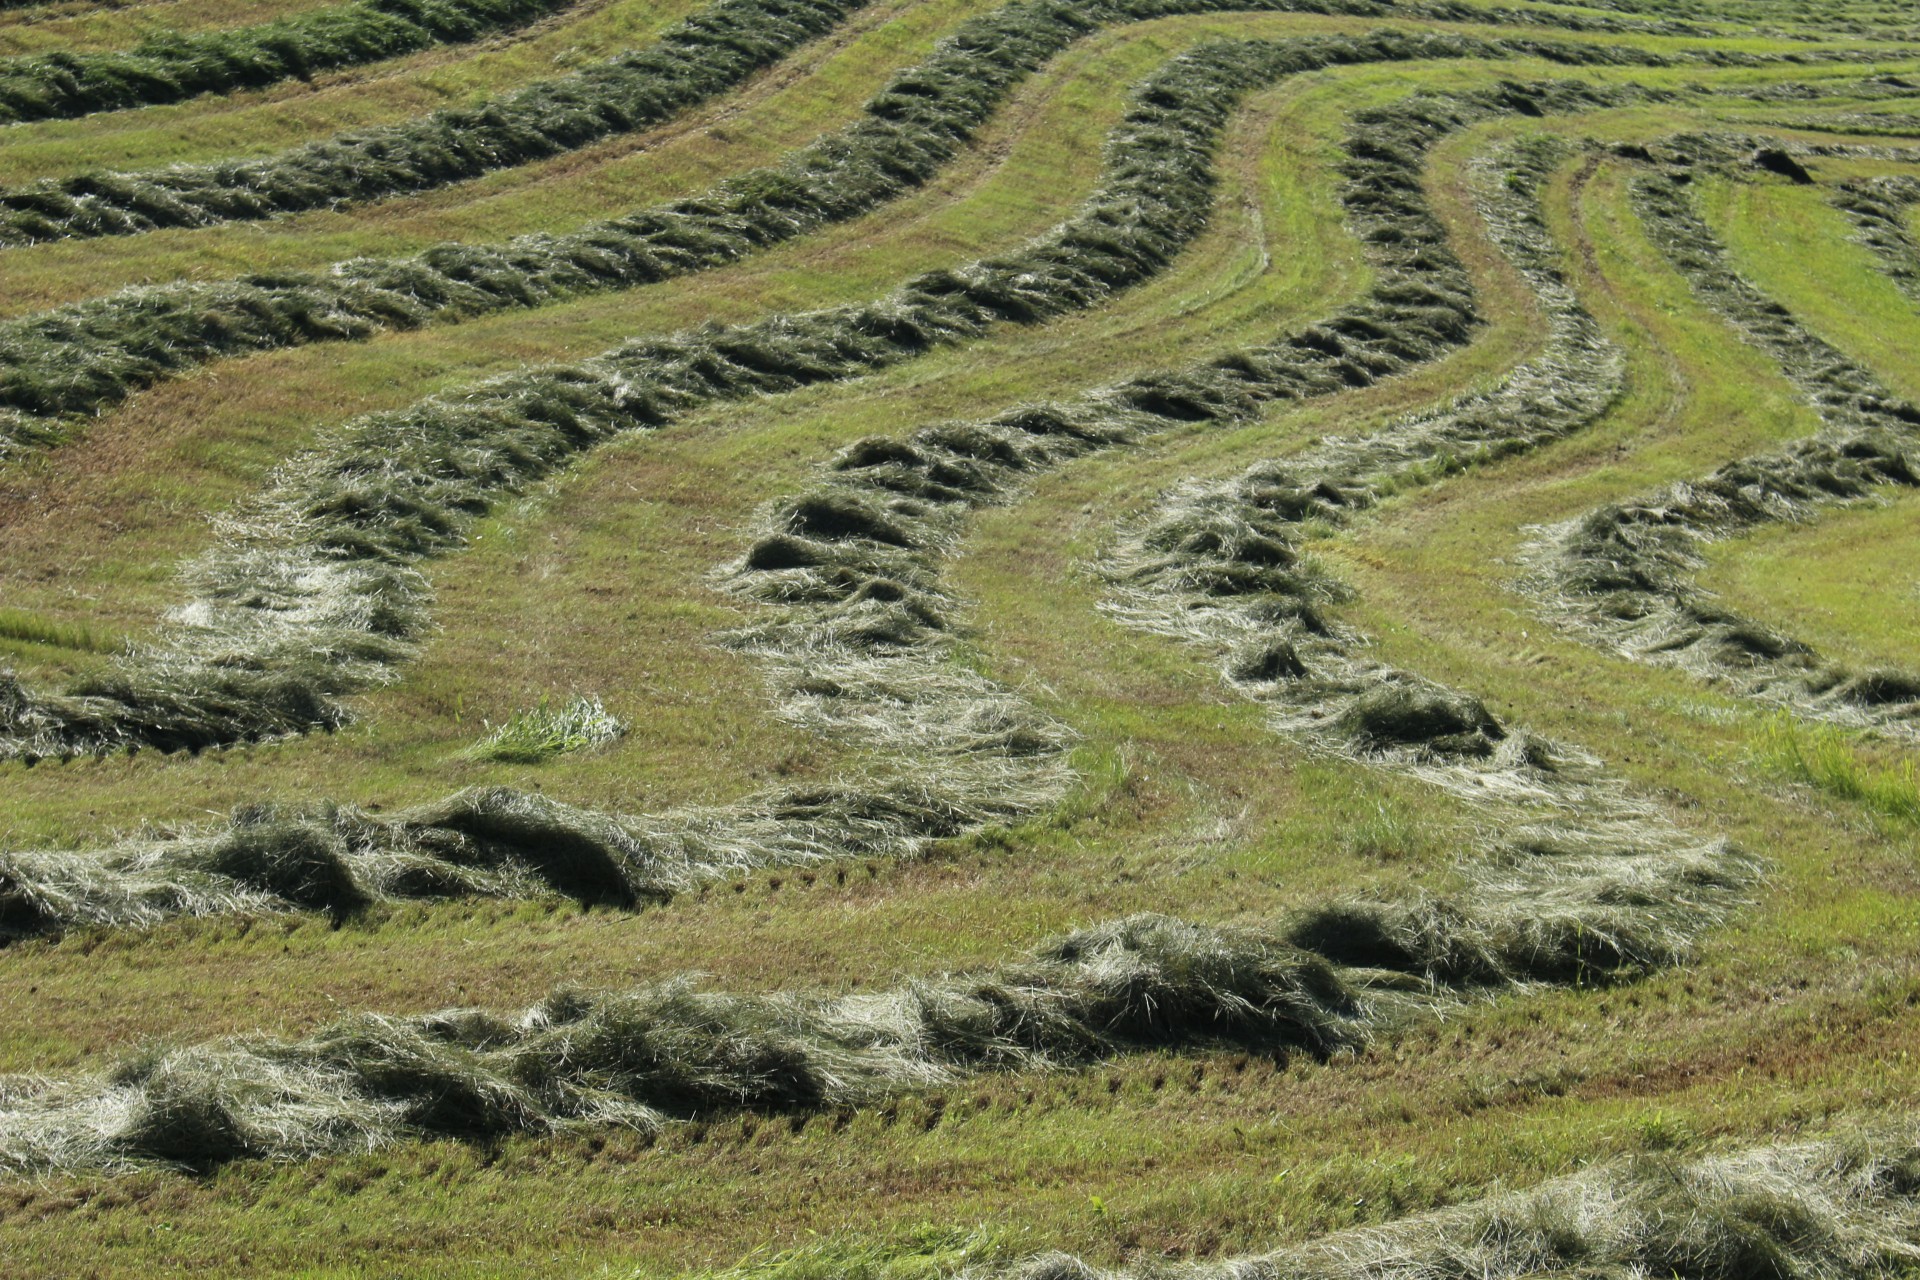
[462, 694, 625, 763]
[1754, 712, 1920, 825]
[0, 607, 119, 654]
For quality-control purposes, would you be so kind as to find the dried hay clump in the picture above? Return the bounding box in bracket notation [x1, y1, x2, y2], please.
[0, 913, 1364, 1172]
[995, 1127, 1920, 1279]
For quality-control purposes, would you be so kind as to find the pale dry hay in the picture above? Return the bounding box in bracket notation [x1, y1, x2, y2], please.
[0, 913, 1365, 1172]
[984, 1127, 1920, 1280]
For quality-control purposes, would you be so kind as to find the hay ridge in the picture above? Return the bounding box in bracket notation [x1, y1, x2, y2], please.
[0, 0, 864, 248]
[0, 912, 1368, 1172]
[0, 0, 578, 124]
[0, 32, 1683, 762]
[1523, 133, 1920, 735]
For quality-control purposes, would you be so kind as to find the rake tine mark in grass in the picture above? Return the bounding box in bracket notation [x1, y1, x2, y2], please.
[0, 0, 581, 124]
[0, 32, 1684, 762]
[0, 0, 866, 248]
[1524, 134, 1920, 736]
[0, 912, 1371, 1171]
[980, 1128, 1920, 1280]
[1833, 171, 1920, 304]
[0, 0, 1385, 454]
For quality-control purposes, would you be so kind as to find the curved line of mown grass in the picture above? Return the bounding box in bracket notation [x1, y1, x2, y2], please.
[0, 17, 1388, 854]
[0, 0, 710, 189]
[0, 78, 1763, 997]
[0, 67, 1866, 840]
[1522, 134, 1920, 733]
[960, 1124, 1920, 1280]
[0, 47, 1912, 1251]
[0, 29, 1693, 767]
[0, 0, 1863, 248]
[0, 0, 354, 55]
[1833, 171, 1920, 300]
[0, 0, 1449, 455]
[0, 62, 1858, 882]
[0, 2, 1843, 442]
[0, 57, 1628, 932]
[0, 0, 867, 246]
[0, 0, 583, 124]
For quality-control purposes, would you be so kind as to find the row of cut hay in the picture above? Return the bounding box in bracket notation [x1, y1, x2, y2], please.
[0, 0, 1406, 448]
[0, 28, 1679, 762]
[0, 70, 1701, 942]
[0, 29, 1393, 936]
[0, 0, 578, 124]
[0, 0, 1753, 450]
[1091, 134, 1748, 987]
[1523, 133, 1920, 734]
[0, 911, 1367, 1171]
[0, 774, 1048, 939]
[0, 87, 1760, 1179]
[999, 1126, 1920, 1280]
[0, 0, 864, 246]
[0, 0, 1787, 251]
[1833, 170, 1920, 301]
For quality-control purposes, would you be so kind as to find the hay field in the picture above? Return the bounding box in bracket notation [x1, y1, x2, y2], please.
[3, 0, 1920, 1274]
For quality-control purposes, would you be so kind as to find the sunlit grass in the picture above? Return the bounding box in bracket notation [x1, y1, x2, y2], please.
[1753, 712, 1920, 827]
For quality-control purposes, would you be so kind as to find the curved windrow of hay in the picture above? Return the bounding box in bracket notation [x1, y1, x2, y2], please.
[995, 1128, 1920, 1280]
[0, 52, 1783, 951]
[0, 0, 865, 245]
[0, 29, 1683, 764]
[5, 0, 1920, 1272]
[0, 42, 1513, 934]
[0, 0, 1423, 450]
[0, 0, 580, 123]
[0, 90, 1756, 1127]
[0, 911, 1378, 1171]
[0, 0, 1743, 447]
[1832, 171, 1920, 300]
[0, 0, 1779, 249]
[1523, 134, 1920, 732]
